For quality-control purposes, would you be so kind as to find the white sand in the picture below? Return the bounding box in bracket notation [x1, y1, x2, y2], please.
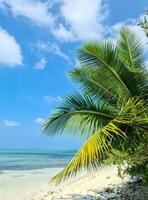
[0, 168, 62, 200]
[34, 166, 130, 200]
[0, 166, 130, 200]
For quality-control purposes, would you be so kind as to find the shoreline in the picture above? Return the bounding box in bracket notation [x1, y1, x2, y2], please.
[34, 165, 148, 200]
[0, 168, 62, 200]
[0, 166, 147, 200]
[33, 166, 130, 200]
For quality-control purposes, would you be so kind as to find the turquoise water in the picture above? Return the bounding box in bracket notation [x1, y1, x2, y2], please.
[0, 149, 75, 170]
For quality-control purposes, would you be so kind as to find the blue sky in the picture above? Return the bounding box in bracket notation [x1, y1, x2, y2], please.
[0, 0, 147, 149]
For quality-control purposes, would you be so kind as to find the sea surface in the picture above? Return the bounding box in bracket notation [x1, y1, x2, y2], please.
[0, 149, 75, 171]
[0, 149, 76, 200]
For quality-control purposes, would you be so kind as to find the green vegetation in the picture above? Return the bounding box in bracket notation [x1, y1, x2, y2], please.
[44, 27, 148, 185]
[104, 141, 148, 185]
[138, 10, 148, 37]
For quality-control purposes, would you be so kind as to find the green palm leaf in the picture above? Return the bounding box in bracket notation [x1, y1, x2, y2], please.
[118, 27, 144, 70]
[116, 97, 148, 132]
[70, 41, 131, 103]
[43, 93, 115, 138]
[51, 121, 126, 185]
[49, 97, 147, 185]
[69, 67, 121, 104]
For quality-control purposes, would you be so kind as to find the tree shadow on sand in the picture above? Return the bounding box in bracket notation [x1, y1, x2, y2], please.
[51, 179, 148, 200]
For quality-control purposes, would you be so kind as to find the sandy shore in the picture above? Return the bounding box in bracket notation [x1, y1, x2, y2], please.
[1, 166, 146, 200]
[0, 168, 62, 200]
[33, 166, 131, 200]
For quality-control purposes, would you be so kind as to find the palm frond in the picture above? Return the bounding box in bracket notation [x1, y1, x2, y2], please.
[43, 93, 116, 138]
[69, 67, 121, 104]
[118, 27, 144, 70]
[123, 69, 148, 98]
[136, 69, 148, 99]
[115, 97, 148, 132]
[138, 12, 148, 37]
[70, 41, 131, 103]
[51, 121, 126, 185]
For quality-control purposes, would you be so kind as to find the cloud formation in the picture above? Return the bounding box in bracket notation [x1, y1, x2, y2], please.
[0, 27, 23, 67]
[44, 95, 61, 105]
[55, 0, 108, 41]
[34, 118, 45, 125]
[0, 0, 147, 68]
[1, 0, 147, 45]
[0, 0, 55, 27]
[3, 120, 21, 127]
[36, 42, 69, 60]
[34, 58, 47, 70]
[0, 0, 108, 41]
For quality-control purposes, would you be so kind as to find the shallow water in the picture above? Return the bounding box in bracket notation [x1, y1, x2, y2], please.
[0, 149, 75, 170]
[0, 149, 75, 200]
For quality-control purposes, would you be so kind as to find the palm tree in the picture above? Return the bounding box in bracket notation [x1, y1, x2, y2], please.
[138, 10, 148, 37]
[44, 27, 148, 185]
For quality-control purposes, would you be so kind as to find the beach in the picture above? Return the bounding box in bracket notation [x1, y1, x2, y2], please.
[34, 166, 147, 200]
[0, 165, 127, 200]
[33, 165, 130, 200]
[0, 168, 62, 200]
[0, 150, 147, 200]
[0, 149, 71, 200]
[0, 165, 147, 200]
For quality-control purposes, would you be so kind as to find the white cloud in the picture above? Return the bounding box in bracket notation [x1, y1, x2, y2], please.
[44, 95, 61, 105]
[36, 41, 69, 60]
[0, 0, 55, 27]
[0, 27, 23, 67]
[0, 0, 108, 42]
[34, 118, 45, 125]
[52, 23, 75, 41]
[3, 120, 21, 127]
[54, 0, 108, 41]
[1, 0, 147, 47]
[34, 58, 47, 70]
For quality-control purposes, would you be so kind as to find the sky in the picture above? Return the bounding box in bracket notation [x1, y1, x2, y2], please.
[0, 0, 147, 149]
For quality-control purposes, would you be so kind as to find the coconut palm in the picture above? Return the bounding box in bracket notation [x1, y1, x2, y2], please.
[138, 10, 148, 37]
[44, 27, 148, 185]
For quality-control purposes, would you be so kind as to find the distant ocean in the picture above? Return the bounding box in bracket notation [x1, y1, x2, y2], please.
[0, 149, 75, 170]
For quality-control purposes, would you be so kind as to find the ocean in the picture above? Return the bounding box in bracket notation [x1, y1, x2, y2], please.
[0, 149, 76, 200]
[0, 149, 75, 171]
